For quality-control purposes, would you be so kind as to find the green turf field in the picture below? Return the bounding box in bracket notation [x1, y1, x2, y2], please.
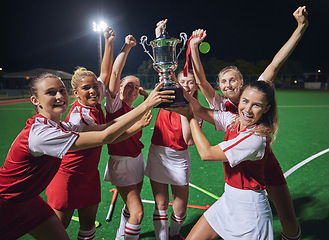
[1, 89, 329, 240]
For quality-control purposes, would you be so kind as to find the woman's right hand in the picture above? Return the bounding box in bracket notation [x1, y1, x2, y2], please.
[144, 81, 175, 108]
[190, 29, 207, 48]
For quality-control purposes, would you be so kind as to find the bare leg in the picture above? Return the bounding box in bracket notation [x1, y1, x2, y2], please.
[53, 208, 75, 229]
[150, 180, 169, 210]
[266, 184, 299, 236]
[78, 204, 99, 230]
[117, 181, 144, 225]
[171, 184, 189, 217]
[186, 215, 219, 240]
[28, 214, 70, 240]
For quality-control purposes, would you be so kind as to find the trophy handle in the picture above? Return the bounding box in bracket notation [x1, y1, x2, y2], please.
[176, 32, 188, 59]
[140, 36, 154, 62]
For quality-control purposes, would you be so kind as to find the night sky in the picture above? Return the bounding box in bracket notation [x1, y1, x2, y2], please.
[1, 0, 328, 76]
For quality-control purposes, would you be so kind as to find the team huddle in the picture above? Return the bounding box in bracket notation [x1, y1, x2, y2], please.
[0, 6, 308, 240]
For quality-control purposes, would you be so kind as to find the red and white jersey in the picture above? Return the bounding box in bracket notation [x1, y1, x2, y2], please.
[104, 92, 144, 157]
[151, 109, 203, 151]
[0, 114, 81, 201]
[214, 110, 271, 190]
[209, 92, 238, 113]
[60, 99, 106, 173]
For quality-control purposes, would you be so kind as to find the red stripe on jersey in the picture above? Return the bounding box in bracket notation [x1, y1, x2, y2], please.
[222, 132, 254, 152]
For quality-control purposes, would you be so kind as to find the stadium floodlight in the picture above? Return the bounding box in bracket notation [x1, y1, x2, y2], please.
[93, 21, 108, 72]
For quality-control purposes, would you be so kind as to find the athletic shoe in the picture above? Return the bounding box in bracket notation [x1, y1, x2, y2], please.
[169, 233, 185, 240]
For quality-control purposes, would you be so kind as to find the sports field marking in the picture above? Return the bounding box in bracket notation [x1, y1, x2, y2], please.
[284, 148, 329, 178]
[278, 105, 329, 108]
[189, 183, 219, 200]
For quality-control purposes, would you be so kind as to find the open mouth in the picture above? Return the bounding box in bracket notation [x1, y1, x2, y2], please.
[242, 112, 253, 121]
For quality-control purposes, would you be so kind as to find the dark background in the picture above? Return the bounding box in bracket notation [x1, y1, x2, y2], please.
[0, 0, 328, 75]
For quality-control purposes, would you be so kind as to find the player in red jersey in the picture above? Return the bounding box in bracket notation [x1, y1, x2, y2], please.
[46, 26, 115, 240]
[188, 6, 308, 239]
[103, 34, 150, 240]
[0, 72, 174, 240]
[175, 80, 278, 239]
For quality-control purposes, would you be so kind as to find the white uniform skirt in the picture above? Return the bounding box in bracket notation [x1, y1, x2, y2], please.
[145, 144, 191, 186]
[103, 153, 145, 187]
[204, 183, 273, 240]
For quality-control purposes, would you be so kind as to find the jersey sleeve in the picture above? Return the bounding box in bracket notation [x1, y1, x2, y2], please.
[28, 120, 80, 159]
[208, 92, 226, 111]
[104, 91, 122, 113]
[67, 106, 96, 127]
[219, 132, 266, 167]
[97, 77, 106, 103]
[213, 110, 236, 132]
[258, 74, 264, 81]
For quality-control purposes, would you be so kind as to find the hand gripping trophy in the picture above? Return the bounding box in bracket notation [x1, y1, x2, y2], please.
[140, 21, 188, 108]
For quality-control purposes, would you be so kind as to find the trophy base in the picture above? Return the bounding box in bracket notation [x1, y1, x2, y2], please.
[156, 87, 188, 108]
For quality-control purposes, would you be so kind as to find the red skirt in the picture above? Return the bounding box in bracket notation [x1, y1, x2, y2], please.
[0, 195, 54, 240]
[46, 169, 101, 210]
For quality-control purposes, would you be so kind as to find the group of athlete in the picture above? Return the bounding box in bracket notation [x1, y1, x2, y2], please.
[0, 5, 308, 240]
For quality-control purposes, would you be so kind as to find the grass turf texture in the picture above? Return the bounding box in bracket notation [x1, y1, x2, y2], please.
[0, 90, 328, 240]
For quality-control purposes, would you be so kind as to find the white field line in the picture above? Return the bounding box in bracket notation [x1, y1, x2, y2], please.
[278, 105, 329, 108]
[284, 148, 329, 178]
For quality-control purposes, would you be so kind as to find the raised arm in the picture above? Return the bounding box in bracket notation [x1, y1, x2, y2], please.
[99, 26, 116, 87]
[262, 6, 308, 82]
[108, 35, 137, 98]
[155, 19, 167, 38]
[190, 29, 216, 105]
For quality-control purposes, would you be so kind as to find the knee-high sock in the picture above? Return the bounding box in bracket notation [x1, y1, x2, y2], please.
[78, 225, 96, 240]
[153, 209, 168, 240]
[169, 212, 186, 236]
[124, 222, 141, 240]
[116, 205, 130, 239]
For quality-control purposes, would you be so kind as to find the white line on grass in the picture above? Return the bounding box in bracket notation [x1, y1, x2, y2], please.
[284, 148, 329, 178]
[278, 105, 329, 108]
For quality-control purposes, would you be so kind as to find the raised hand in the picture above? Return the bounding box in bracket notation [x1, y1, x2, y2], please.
[190, 29, 207, 47]
[155, 19, 168, 38]
[125, 34, 137, 48]
[104, 26, 116, 43]
[293, 6, 308, 27]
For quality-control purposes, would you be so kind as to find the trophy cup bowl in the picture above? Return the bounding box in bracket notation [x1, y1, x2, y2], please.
[140, 28, 188, 108]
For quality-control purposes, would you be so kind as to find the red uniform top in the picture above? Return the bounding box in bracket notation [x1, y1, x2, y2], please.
[60, 101, 105, 173]
[151, 109, 187, 151]
[214, 110, 286, 190]
[212, 92, 286, 186]
[0, 114, 80, 202]
[105, 94, 143, 158]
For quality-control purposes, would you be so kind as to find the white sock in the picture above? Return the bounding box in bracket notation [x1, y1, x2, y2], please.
[78, 225, 96, 240]
[153, 209, 168, 240]
[124, 222, 141, 240]
[169, 212, 186, 236]
[116, 205, 130, 239]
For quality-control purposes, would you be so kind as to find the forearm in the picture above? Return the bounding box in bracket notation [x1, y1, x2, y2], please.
[262, 23, 308, 82]
[190, 45, 216, 102]
[99, 40, 114, 87]
[109, 44, 132, 96]
[111, 122, 143, 144]
[190, 118, 227, 161]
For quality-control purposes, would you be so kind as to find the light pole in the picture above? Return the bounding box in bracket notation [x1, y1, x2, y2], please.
[93, 21, 107, 72]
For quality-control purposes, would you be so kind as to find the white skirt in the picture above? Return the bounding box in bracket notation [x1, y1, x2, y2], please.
[204, 184, 273, 240]
[103, 153, 145, 187]
[145, 144, 191, 186]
